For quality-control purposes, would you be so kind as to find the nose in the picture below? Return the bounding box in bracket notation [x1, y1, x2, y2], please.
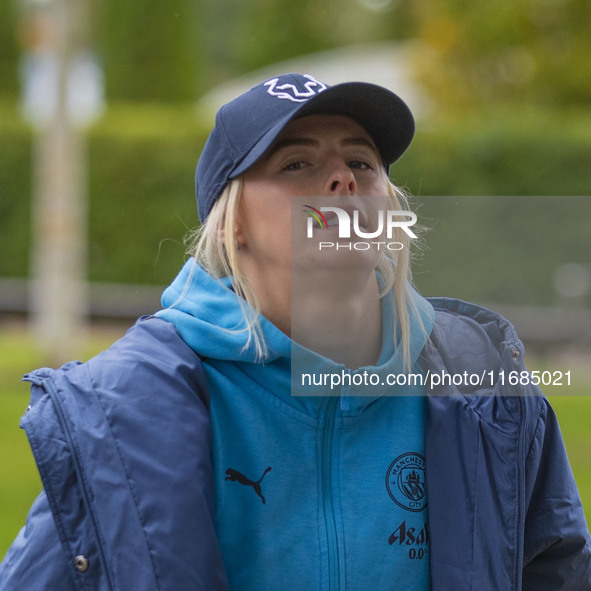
[323, 160, 357, 196]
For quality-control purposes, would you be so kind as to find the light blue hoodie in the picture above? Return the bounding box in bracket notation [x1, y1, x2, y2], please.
[157, 259, 435, 591]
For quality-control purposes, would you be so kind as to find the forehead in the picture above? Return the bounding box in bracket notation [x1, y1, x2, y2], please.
[272, 114, 378, 149]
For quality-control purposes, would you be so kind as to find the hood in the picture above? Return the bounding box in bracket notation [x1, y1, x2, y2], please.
[156, 259, 435, 407]
[156, 259, 292, 363]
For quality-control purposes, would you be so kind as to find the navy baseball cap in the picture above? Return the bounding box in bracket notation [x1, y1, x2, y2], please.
[195, 73, 415, 221]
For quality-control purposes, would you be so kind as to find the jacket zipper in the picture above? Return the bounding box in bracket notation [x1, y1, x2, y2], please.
[515, 395, 527, 591]
[321, 396, 340, 590]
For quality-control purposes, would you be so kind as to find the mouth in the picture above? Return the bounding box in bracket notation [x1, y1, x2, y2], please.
[324, 215, 340, 228]
[318, 208, 369, 231]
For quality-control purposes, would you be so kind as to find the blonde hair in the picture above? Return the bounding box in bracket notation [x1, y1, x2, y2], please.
[191, 173, 426, 369]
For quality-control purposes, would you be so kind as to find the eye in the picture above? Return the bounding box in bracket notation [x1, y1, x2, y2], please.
[348, 160, 373, 170]
[282, 160, 308, 171]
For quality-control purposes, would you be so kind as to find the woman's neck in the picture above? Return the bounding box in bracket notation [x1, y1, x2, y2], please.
[291, 270, 382, 368]
[245, 263, 383, 368]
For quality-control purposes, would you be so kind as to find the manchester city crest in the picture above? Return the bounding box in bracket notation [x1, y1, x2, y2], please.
[386, 452, 427, 512]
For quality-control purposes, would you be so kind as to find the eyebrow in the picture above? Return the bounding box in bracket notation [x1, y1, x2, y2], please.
[341, 137, 378, 151]
[270, 136, 378, 156]
[270, 137, 319, 153]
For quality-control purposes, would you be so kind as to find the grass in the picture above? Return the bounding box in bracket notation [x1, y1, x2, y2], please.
[0, 324, 590, 560]
[0, 327, 43, 558]
[536, 355, 591, 523]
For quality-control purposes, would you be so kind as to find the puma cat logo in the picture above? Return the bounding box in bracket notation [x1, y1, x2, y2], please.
[225, 466, 272, 504]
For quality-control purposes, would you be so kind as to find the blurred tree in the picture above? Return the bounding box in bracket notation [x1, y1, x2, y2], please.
[226, 0, 411, 74]
[408, 0, 591, 109]
[6, 0, 591, 107]
[95, 0, 415, 102]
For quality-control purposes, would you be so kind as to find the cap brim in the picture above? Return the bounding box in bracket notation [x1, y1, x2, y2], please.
[231, 81, 415, 178]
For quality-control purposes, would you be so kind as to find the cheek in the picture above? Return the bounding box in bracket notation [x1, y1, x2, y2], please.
[238, 188, 292, 249]
[360, 174, 389, 196]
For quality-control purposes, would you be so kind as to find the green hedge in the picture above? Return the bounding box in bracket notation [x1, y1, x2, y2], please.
[86, 103, 206, 286]
[0, 102, 32, 278]
[0, 2, 19, 100]
[97, 0, 203, 101]
[394, 108, 591, 305]
[1, 102, 590, 294]
[395, 107, 591, 197]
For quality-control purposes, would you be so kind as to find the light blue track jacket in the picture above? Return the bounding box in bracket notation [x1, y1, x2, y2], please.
[1, 260, 590, 590]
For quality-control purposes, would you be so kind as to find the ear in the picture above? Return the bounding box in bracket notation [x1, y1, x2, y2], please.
[234, 221, 245, 250]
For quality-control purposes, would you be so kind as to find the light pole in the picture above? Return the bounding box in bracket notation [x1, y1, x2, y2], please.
[20, 0, 102, 365]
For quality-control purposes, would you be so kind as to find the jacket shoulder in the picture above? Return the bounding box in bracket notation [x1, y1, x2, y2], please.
[27, 315, 209, 409]
[89, 315, 209, 405]
[425, 297, 526, 385]
[424, 297, 545, 427]
[427, 297, 523, 368]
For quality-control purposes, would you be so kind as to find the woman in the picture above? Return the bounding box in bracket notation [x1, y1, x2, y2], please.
[1, 73, 589, 590]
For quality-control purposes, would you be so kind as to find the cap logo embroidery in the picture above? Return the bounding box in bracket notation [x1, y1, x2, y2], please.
[264, 74, 327, 103]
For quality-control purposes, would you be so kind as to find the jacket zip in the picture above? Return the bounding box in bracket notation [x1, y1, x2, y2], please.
[515, 395, 527, 591]
[321, 396, 340, 590]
